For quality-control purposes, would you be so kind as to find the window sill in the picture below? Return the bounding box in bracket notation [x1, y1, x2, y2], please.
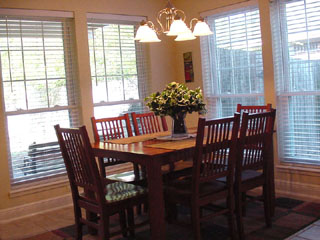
[9, 176, 69, 198]
[276, 163, 320, 177]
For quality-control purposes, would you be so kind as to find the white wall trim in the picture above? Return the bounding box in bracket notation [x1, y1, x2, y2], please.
[87, 12, 146, 22]
[200, 0, 258, 17]
[0, 8, 74, 18]
[0, 193, 73, 224]
[275, 179, 320, 203]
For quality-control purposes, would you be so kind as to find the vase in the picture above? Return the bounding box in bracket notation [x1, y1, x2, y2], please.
[171, 112, 188, 138]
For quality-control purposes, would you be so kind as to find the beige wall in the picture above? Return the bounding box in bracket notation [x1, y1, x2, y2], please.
[0, 0, 177, 210]
[1, 0, 320, 212]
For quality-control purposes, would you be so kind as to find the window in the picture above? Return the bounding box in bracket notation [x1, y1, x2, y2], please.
[271, 0, 320, 164]
[0, 14, 79, 185]
[87, 15, 149, 119]
[201, 6, 265, 119]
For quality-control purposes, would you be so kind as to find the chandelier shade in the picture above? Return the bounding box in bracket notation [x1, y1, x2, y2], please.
[135, 0, 212, 43]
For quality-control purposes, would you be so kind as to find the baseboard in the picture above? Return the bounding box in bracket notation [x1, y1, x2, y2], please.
[0, 194, 73, 223]
[275, 179, 320, 203]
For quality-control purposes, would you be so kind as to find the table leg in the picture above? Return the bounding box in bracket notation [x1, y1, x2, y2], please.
[146, 158, 166, 240]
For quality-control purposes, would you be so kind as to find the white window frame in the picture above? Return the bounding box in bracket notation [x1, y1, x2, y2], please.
[0, 9, 79, 186]
[87, 13, 149, 118]
[200, 0, 265, 119]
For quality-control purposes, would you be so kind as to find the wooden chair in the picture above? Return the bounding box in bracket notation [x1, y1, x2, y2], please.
[131, 112, 168, 136]
[236, 103, 272, 113]
[164, 114, 241, 240]
[131, 111, 192, 175]
[235, 110, 276, 239]
[236, 103, 275, 218]
[91, 114, 142, 183]
[54, 124, 147, 240]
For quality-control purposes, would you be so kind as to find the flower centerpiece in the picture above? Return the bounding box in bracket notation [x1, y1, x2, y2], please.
[145, 82, 206, 138]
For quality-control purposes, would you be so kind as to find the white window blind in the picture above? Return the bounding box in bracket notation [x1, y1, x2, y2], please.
[0, 15, 80, 185]
[201, 6, 265, 119]
[87, 17, 149, 119]
[271, 0, 320, 164]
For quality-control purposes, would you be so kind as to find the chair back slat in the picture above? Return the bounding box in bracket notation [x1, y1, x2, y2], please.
[237, 103, 272, 114]
[239, 110, 276, 171]
[131, 112, 168, 135]
[91, 114, 135, 177]
[55, 125, 103, 200]
[193, 114, 240, 187]
[91, 114, 133, 142]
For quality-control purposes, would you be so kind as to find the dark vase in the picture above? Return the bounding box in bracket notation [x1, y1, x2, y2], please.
[171, 112, 188, 138]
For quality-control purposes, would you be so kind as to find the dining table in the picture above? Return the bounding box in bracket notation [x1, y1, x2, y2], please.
[92, 130, 197, 240]
[91, 128, 276, 239]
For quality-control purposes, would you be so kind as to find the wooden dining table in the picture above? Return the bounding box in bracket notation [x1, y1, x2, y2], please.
[92, 131, 197, 240]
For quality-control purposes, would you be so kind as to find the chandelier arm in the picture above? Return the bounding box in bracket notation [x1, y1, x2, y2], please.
[189, 18, 199, 30]
[146, 20, 161, 35]
[174, 9, 186, 22]
[157, 9, 168, 33]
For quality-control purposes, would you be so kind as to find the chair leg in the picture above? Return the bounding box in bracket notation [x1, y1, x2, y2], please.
[227, 195, 237, 240]
[119, 211, 127, 237]
[191, 204, 201, 240]
[127, 207, 135, 238]
[99, 214, 110, 240]
[74, 207, 83, 240]
[241, 192, 247, 216]
[235, 190, 245, 240]
[263, 184, 272, 227]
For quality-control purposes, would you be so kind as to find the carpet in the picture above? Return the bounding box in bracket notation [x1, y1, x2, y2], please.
[22, 197, 320, 240]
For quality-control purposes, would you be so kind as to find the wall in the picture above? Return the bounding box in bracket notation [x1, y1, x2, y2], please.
[173, 0, 320, 202]
[0, 0, 177, 210]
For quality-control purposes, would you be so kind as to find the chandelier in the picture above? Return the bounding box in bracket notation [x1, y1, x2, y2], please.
[134, 0, 213, 42]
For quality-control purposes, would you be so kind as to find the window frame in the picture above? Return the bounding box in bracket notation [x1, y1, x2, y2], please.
[200, 3, 266, 119]
[0, 11, 80, 186]
[86, 13, 149, 118]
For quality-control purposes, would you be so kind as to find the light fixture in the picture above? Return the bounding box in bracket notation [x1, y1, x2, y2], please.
[134, 0, 213, 43]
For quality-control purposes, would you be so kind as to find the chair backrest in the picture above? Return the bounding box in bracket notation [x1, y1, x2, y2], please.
[236, 103, 272, 114]
[91, 113, 133, 142]
[237, 110, 276, 173]
[131, 112, 168, 136]
[192, 114, 241, 193]
[54, 125, 105, 205]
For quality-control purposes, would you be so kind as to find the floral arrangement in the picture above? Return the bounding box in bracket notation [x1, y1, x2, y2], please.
[145, 82, 206, 118]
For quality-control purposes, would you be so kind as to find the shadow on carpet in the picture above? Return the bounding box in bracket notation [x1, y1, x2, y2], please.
[23, 197, 320, 240]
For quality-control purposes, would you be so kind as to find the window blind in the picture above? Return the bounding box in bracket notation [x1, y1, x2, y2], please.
[201, 5, 265, 119]
[271, 0, 320, 164]
[0, 15, 80, 185]
[87, 18, 149, 119]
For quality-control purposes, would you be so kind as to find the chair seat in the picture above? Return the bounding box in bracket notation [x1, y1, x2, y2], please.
[105, 182, 147, 203]
[165, 176, 227, 202]
[107, 170, 145, 183]
[241, 169, 263, 182]
[217, 169, 263, 183]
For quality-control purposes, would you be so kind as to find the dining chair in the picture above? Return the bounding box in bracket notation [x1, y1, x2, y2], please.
[91, 114, 143, 183]
[235, 110, 276, 240]
[236, 103, 275, 217]
[131, 111, 168, 136]
[164, 113, 241, 240]
[236, 103, 272, 113]
[54, 124, 147, 240]
[131, 111, 192, 176]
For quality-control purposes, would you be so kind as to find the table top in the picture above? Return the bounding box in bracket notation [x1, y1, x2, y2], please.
[91, 131, 197, 158]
